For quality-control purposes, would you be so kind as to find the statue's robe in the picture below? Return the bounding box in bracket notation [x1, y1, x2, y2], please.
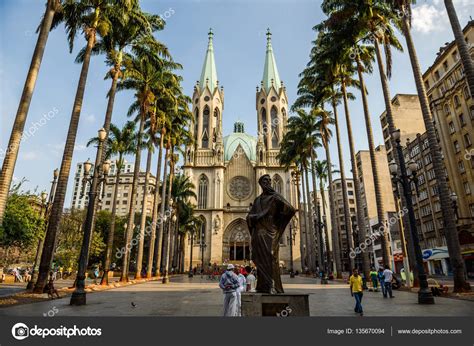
[246, 190, 296, 293]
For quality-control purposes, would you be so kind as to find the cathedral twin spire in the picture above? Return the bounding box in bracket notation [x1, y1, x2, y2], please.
[198, 28, 281, 94]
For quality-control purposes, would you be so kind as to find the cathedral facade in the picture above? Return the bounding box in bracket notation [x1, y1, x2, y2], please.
[183, 29, 302, 271]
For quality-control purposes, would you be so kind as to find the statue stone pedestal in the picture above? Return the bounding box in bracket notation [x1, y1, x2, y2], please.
[241, 292, 309, 316]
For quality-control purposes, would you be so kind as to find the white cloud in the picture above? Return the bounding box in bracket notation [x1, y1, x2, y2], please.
[22, 151, 40, 160]
[412, 4, 447, 34]
[84, 114, 96, 123]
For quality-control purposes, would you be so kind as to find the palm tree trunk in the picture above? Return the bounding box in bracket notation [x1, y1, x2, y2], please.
[135, 147, 152, 279]
[324, 143, 342, 277]
[310, 152, 323, 270]
[299, 168, 310, 271]
[120, 114, 145, 282]
[100, 156, 123, 285]
[401, 16, 470, 292]
[444, 0, 474, 97]
[319, 176, 331, 273]
[147, 131, 164, 278]
[303, 168, 315, 272]
[341, 81, 366, 271]
[355, 54, 387, 277]
[33, 29, 96, 293]
[162, 145, 176, 282]
[332, 97, 354, 271]
[0, 0, 58, 224]
[154, 144, 169, 276]
[295, 171, 307, 271]
[374, 39, 417, 281]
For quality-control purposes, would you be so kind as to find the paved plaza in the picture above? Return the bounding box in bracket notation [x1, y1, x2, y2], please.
[0, 275, 472, 317]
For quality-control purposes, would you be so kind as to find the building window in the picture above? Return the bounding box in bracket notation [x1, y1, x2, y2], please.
[459, 113, 466, 127]
[464, 182, 471, 195]
[444, 104, 451, 116]
[448, 121, 455, 134]
[470, 106, 474, 120]
[454, 95, 461, 108]
[458, 160, 466, 173]
[272, 174, 283, 194]
[202, 105, 210, 148]
[271, 106, 279, 148]
[464, 134, 472, 147]
[261, 108, 267, 146]
[198, 174, 208, 208]
[464, 86, 471, 100]
[434, 70, 440, 81]
[470, 204, 474, 217]
[454, 140, 460, 153]
[443, 61, 448, 72]
[196, 216, 206, 244]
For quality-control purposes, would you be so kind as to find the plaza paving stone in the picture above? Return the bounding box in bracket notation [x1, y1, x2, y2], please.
[0, 275, 472, 317]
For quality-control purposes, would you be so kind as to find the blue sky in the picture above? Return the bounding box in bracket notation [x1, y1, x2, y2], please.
[1, 0, 473, 206]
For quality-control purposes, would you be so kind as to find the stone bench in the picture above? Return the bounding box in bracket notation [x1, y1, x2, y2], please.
[241, 292, 309, 317]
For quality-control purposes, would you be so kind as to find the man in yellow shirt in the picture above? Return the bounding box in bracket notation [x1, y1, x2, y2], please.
[349, 268, 364, 316]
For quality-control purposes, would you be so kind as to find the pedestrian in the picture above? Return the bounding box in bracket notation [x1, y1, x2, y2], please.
[219, 264, 240, 317]
[370, 267, 378, 292]
[245, 266, 257, 292]
[377, 267, 385, 297]
[383, 264, 394, 298]
[235, 266, 246, 316]
[349, 268, 364, 316]
[93, 265, 100, 284]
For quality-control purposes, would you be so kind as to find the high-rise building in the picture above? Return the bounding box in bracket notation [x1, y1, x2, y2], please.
[356, 145, 399, 266]
[423, 20, 474, 224]
[380, 94, 426, 163]
[330, 178, 356, 271]
[182, 30, 301, 270]
[70, 160, 156, 218]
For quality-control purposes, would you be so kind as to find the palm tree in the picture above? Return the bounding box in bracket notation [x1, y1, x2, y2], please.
[34, 0, 123, 293]
[287, 110, 324, 271]
[0, 0, 61, 225]
[87, 121, 137, 285]
[161, 96, 192, 283]
[170, 175, 197, 269]
[135, 121, 158, 279]
[444, 0, 474, 97]
[386, 0, 470, 292]
[314, 160, 335, 271]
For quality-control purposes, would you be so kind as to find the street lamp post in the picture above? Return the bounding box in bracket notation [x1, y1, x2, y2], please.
[389, 129, 434, 304]
[70, 128, 110, 306]
[27, 169, 58, 290]
[200, 228, 207, 275]
[287, 220, 295, 278]
[188, 221, 195, 278]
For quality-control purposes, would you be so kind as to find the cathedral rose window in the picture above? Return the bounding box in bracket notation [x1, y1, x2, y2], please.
[228, 176, 251, 200]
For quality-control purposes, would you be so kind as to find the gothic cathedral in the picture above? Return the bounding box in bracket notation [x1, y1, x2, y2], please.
[183, 29, 302, 271]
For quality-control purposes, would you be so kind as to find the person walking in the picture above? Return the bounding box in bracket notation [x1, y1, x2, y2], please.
[383, 265, 394, 298]
[219, 264, 240, 317]
[370, 267, 378, 292]
[377, 267, 385, 297]
[235, 266, 246, 316]
[349, 268, 364, 316]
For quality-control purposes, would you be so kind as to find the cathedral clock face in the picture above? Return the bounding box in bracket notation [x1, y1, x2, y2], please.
[228, 176, 252, 200]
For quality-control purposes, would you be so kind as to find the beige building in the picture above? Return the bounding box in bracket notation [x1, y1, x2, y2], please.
[330, 178, 357, 271]
[380, 94, 426, 163]
[356, 145, 398, 265]
[423, 20, 474, 224]
[182, 30, 301, 270]
[100, 170, 156, 217]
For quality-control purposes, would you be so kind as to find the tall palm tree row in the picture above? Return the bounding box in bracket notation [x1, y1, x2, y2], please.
[0, 0, 61, 225]
[34, 0, 132, 293]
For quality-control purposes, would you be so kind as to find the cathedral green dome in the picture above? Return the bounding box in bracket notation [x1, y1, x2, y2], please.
[223, 122, 257, 162]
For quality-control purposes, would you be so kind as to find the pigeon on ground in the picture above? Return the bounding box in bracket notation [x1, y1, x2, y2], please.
[131, 302, 137, 308]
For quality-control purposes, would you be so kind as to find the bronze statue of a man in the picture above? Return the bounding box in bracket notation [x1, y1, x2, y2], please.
[246, 174, 296, 294]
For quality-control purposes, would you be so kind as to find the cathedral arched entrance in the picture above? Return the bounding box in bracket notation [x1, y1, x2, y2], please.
[222, 218, 251, 264]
